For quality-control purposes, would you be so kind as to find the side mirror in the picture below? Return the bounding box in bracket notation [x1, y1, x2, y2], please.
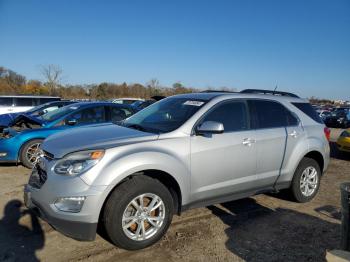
[66, 118, 77, 126]
[196, 121, 224, 135]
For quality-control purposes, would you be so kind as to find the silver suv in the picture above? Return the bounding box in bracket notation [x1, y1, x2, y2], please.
[24, 89, 330, 250]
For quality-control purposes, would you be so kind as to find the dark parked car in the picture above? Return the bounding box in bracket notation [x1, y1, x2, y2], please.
[324, 108, 350, 128]
[130, 96, 166, 112]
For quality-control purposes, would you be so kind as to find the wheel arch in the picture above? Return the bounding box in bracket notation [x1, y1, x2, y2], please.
[98, 169, 183, 228]
[303, 150, 324, 173]
[17, 137, 45, 162]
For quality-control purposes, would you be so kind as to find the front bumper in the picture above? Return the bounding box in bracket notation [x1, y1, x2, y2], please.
[0, 137, 20, 162]
[23, 159, 108, 241]
[24, 185, 97, 241]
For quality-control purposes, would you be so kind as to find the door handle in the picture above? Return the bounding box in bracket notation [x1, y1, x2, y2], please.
[242, 138, 256, 146]
[289, 130, 298, 138]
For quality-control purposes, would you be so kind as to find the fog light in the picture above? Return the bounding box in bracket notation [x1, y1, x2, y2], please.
[54, 196, 86, 213]
[0, 152, 7, 157]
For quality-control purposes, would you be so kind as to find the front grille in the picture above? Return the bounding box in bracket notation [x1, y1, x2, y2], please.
[28, 164, 47, 189]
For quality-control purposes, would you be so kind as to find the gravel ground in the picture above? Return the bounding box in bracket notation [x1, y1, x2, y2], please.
[0, 129, 349, 262]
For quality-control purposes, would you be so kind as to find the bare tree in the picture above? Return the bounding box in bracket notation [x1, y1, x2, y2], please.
[40, 64, 63, 94]
[147, 78, 160, 89]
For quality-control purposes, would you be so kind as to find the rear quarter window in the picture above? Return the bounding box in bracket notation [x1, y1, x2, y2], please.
[292, 102, 323, 124]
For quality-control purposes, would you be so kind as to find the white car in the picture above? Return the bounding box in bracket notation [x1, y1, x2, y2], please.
[111, 98, 144, 105]
[0, 95, 60, 115]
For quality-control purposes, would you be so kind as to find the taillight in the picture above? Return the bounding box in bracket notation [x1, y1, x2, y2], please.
[324, 127, 331, 141]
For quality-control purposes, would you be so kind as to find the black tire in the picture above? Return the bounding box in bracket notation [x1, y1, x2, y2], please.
[102, 175, 174, 250]
[290, 157, 321, 203]
[20, 139, 43, 169]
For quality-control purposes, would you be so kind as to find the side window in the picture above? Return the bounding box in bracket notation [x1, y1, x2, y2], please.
[201, 101, 248, 132]
[0, 97, 14, 106]
[68, 106, 105, 125]
[250, 100, 293, 128]
[286, 110, 299, 126]
[15, 98, 33, 106]
[292, 102, 323, 124]
[110, 107, 133, 122]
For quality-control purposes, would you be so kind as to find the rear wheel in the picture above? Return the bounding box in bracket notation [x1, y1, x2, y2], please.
[290, 157, 321, 203]
[20, 139, 43, 168]
[102, 175, 174, 250]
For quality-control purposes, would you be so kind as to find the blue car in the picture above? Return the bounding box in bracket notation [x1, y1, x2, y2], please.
[0, 102, 135, 168]
[0, 100, 76, 129]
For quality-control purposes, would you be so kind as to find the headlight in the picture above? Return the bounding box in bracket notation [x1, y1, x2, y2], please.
[340, 131, 350, 138]
[54, 150, 104, 176]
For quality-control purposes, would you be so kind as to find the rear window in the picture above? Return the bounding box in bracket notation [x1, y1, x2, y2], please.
[292, 103, 323, 124]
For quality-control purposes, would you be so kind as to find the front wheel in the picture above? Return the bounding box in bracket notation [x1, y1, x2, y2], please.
[20, 139, 43, 169]
[102, 175, 174, 250]
[290, 157, 321, 203]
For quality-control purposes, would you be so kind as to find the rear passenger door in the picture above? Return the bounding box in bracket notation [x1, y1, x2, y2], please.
[248, 100, 289, 187]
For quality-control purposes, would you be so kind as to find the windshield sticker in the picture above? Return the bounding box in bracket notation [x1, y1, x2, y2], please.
[183, 101, 204, 106]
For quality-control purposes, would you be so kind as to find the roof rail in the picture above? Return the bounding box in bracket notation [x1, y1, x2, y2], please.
[200, 90, 237, 93]
[240, 89, 299, 98]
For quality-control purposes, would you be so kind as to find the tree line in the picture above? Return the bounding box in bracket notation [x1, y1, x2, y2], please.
[1, 65, 234, 100]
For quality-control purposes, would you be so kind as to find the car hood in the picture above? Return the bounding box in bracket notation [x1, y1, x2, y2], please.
[42, 123, 159, 158]
[0, 113, 19, 126]
[11, 113, 44, 126]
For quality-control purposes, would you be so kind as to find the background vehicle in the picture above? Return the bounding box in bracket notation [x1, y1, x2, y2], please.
[24, 90, 330, 250]
[0, 100, 76, 130]
[318, 110, 331, 120]
[324, 108, 350, 128]
[111, 98, 144, 105]
[130, 96, 166, 112]
[0, 102, 135, 168]
[0, 95, 61, 115]
[337, 129, 350, 153]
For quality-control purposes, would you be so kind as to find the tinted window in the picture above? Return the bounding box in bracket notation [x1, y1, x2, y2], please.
[292, 102, 323, 124]
[110, 106, 133, 122]
[0, 97, 13, 106]
[250, 100, 296, 128]
[15, 98, 33, 106]
[68, 106, 105, 125]
[202, 101, 248, 132]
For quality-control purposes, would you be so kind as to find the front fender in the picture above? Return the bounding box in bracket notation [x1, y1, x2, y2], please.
[83, 150, 190, 203]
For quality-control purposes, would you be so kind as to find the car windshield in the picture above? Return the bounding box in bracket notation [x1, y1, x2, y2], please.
[122, 97, 207, 133]
[26, 103, 50, 114]
[40, 105, 80, 122]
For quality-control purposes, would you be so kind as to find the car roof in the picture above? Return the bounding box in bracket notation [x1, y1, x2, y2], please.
[172, 92, 307, 103]
[67, 101, 132, 108]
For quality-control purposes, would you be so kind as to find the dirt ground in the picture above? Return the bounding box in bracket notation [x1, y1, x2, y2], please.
[0, 129, 349, 262]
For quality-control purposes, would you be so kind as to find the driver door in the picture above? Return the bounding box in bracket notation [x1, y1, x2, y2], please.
[190, 100, 257, 203]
